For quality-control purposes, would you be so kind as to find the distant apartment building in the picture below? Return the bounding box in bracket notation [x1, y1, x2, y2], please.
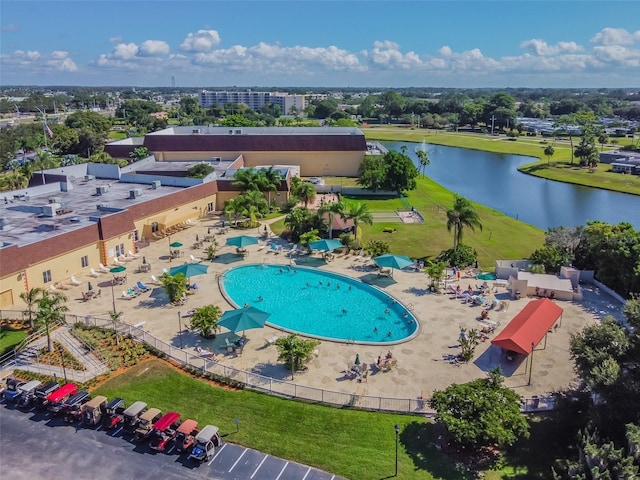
[199, 90, 306, 114]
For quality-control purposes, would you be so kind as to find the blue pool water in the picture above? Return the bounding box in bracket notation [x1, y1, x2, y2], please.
[220, 264, 419, 344]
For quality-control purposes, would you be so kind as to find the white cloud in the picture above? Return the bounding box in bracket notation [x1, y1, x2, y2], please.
[366, 40, 423, 70]
[591, 27, 640, 46]
[112, 43, 139, 60]
[139, 40, 170, 56]
[520, 39, 584, 56]
[439, 46, 453, 57]
[180, 29, 221, 52]
[0, 49, 77, 72]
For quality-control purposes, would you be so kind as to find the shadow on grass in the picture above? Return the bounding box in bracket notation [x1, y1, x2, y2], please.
[399, 421, 470, 480]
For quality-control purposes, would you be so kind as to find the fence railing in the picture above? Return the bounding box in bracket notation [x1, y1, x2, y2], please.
[1, 309, 555, 414]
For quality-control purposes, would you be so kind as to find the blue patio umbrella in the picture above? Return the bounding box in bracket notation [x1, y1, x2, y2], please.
[373, 254, 414, 275]
[225, 235, 260, 248]
[308, 239, 343, 252]
[218, 306, 271, 335]
[168, 262, 209, 278]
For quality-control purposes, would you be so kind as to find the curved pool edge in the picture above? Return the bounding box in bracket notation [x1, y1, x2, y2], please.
[217, 263, 421, 346]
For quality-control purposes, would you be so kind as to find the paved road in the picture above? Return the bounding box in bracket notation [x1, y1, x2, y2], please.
[0, 402, 343, 480]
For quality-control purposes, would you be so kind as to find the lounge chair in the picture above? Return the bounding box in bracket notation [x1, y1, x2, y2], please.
[49, 284, 58, 292]
[89, 268, 102, 277]
[99, 263, 110, 273]
[150, 275, 161, 285]
[136, 281, 150, 292]
[264, 335, 279, 346]
[121, 290, 134, 300]
[113, 257, 126, 266]
[152, 232, 163, 240]
[69, 275, 82, 286]
[353, 249, 363, 261]
[128, 250, 140, 259]
[190, 254, 203, 263]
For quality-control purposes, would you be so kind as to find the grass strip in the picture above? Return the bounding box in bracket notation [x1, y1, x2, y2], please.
[94, 358, 468, 480]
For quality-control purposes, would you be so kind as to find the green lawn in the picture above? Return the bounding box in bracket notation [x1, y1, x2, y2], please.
[363, 127, 640, 196]
[271, 176, 544, 270]
[0, 325, 27, 356]
[94, 359, 467, 480]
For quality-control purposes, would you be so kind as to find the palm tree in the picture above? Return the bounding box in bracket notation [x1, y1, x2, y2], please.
[34, 150, 57, 185]
[232, 168, 263, 193]
[416, 149, 430, 177]
[36, 290, 69, 352]
[446, 195, 482, 250]
[345, 202, 373, 239]
[296, 182, 316, 208]
[108, 310, 123, 346]
[20, 287, 44, 330]
[318, 199, 347, 239]
[260, 166, 282, 210]
[544, 145, 555, 165]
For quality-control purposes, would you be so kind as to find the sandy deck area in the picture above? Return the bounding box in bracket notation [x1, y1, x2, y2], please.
[65, 217, 625, 403]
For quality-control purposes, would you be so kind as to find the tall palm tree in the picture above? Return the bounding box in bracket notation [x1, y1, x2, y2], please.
[36, 290, 69, 352]
[416, 149, 430, 177]
[318, 199, 347, 239]
[20, 287, 44, 330]
[232, 168, 262, 193]
[261, 166, 282, 209]
[446, 195, 482, 250]
[296, 182, 316, 208]
[345, 202, 373, 239]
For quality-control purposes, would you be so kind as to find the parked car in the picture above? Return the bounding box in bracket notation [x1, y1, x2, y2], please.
[188, 425, 222, 463]
[33, 381, 59, 410]
[102, 397, 126, 430]
[61, 390, 91, 423]
[16, 380, 42, 409]
[148, 412, 181, 452]
[46, 383, 78, 414]
[174, 419, 199, 454]
[134, 407, 162, 441]
[81, 395, 107, 426]
[122, 401, 148, 433]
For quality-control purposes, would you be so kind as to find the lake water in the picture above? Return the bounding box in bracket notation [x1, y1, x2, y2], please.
[381, 141, 640, 230]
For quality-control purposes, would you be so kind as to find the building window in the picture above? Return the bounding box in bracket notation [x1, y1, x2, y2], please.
[133, 230, 139, 242]
[81, 255, 89, 268]
[151, 222, 159, 233]
[207, 202, 214, 213]
[43, 270, 52, 283]
[115, 244, 125, 257]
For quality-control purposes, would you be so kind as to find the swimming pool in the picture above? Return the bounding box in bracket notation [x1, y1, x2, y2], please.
[220, 264, 419, 344]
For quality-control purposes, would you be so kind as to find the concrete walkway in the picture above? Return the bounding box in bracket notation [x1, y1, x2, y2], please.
[23, 215, 626, 402]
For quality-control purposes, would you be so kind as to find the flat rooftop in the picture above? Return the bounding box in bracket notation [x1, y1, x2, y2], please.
[0, 160, 218, 248]
[148, 126, 363, 136]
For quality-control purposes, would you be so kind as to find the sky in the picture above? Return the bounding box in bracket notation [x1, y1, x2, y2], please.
[1, 0, 639, 88]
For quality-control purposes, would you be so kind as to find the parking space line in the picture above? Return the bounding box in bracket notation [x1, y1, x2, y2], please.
[208, 443, 227, 466]
[301, 467, 311, 480]
[250, 454, 268, 478]
[95, 425, 102, 431]
[274, 461, 289, 480]
[111, 427, 122, 436]
[228, 448, 248, 472]
[167, 445, 175, 455]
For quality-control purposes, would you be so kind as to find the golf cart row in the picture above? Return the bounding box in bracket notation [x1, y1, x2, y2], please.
[2, 378, 222, 463]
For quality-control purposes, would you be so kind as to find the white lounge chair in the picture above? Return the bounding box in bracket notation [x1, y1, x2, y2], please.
[99, 263, 110, 273]
[128, 250, 140, 259]
[353, 249, 363, 261]
[190, 254, 203, 263]
[113, 257, 126, 266]
[69, 275, 82, 286]
[186, 219, 196, 226]
[49, 284, 58, 292]
[89, 268, 102, 277]
[150, 275, 161, 285]
[287, 244, 298, 257]
[162, 268, 169, 274]
[152, 232, 164, 240]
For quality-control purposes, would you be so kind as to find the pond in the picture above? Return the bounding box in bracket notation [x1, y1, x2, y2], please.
[382, 141, 640, 230]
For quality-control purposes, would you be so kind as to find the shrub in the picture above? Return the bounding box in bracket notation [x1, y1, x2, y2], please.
[437, 244, 477, 268]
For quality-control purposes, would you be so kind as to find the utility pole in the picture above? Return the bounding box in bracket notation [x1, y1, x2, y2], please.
[490, 115, 496, 136]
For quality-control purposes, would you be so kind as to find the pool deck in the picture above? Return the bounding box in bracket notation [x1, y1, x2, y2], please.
[56, 217, 625, 404]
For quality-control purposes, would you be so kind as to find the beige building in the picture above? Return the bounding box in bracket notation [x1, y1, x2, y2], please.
[1, 127, 371, 307]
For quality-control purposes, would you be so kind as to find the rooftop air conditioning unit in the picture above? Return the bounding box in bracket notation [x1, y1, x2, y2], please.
[192, 128, 201, 134]
[129, 188, 143, 199]
[49, 197, 62, 204]
[235, 129, 242, 135]
[97, 203, 109, 210]
[85, 175, 95, 181]
[228, 129, 234, 135]
[151, 180, 161, 189]
[211, 157, 221, 162]
[96, 185, 109, 195]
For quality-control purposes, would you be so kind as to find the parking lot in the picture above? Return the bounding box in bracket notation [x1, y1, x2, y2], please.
[0, 403, 343, 480]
